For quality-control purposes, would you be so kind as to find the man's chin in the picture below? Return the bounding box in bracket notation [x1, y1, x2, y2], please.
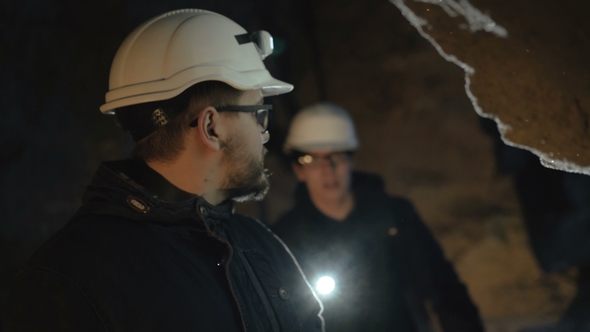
[321, 184, 343, 194]
[231, 185, 269, 203]
[221, 153, 270, 203]
[226, 175, 270, 203]
[320, 188, 347, 201]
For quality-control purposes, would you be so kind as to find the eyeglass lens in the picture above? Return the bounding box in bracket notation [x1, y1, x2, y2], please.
[256, 109, 269, 132]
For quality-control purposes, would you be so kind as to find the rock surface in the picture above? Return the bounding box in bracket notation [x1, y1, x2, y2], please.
[389, 0, 590, 175]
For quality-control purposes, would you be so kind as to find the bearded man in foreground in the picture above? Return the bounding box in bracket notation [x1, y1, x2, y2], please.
[4, 9, 324, 332]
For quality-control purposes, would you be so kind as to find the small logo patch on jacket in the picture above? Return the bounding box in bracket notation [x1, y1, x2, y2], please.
[126, 196, 150, 213]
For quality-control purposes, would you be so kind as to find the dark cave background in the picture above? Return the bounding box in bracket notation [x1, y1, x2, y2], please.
[2, 0, 589, 330]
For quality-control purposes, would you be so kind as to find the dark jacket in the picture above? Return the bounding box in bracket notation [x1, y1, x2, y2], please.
[4, 159, 324, 332]
[271, 172, 483, 332]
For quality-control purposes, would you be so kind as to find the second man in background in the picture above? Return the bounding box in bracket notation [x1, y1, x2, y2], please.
[272, 102, 484, 332]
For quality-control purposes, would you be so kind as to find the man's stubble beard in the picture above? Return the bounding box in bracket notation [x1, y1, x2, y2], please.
[219, 135, 270, 203]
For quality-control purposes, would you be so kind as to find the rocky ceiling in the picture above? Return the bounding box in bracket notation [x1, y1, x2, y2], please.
[390, 0, 590, 175]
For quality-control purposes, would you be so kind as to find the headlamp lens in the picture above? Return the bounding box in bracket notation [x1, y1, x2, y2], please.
[251, 30, 274, 59]
[316, 276, 336, 295]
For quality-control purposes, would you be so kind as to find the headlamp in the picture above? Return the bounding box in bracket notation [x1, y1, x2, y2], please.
[236, 30, 274, 59]
[251, 30, 274, 59]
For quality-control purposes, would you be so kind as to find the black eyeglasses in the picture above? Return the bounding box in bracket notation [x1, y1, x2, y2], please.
[189, 105, 273, 133]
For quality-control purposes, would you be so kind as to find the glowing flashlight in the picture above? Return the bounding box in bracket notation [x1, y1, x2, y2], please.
[316, 276, 335, 295]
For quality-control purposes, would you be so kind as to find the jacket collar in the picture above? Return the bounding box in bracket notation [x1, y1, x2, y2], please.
[128, 158, 197, 202]
[79, 159, 234, 228]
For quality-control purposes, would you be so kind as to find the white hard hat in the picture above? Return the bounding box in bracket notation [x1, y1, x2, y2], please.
[284, 102, 359, 153]
[100, 9, 293, 114]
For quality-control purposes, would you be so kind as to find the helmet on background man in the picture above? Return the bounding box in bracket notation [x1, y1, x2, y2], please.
[100, 9, 292, 114]
[284, 102, 359, 153]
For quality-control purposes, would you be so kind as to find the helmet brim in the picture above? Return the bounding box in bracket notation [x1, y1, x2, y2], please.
[100, 66, 293, 114]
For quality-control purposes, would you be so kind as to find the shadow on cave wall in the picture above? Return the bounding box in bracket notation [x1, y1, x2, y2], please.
[481, 117, 590, 328]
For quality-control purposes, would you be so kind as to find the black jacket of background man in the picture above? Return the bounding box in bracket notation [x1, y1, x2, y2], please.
[4, 159, 324, 332]
[271, 172, 483, 332]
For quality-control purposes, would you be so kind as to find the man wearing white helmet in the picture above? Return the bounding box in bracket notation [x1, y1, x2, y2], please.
[272, 102, 483, 332]
[5, 9, 324, 331]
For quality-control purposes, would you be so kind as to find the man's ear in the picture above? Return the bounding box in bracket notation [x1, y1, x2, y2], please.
[195, 106, 222, 151]
[291, 162, 307, 182]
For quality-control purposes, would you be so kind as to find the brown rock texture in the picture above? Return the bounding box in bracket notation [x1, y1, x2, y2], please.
[390, 0, 590, 175]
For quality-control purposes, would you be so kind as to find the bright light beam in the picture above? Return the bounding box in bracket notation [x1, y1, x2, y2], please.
[316, 276, 335, 295]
